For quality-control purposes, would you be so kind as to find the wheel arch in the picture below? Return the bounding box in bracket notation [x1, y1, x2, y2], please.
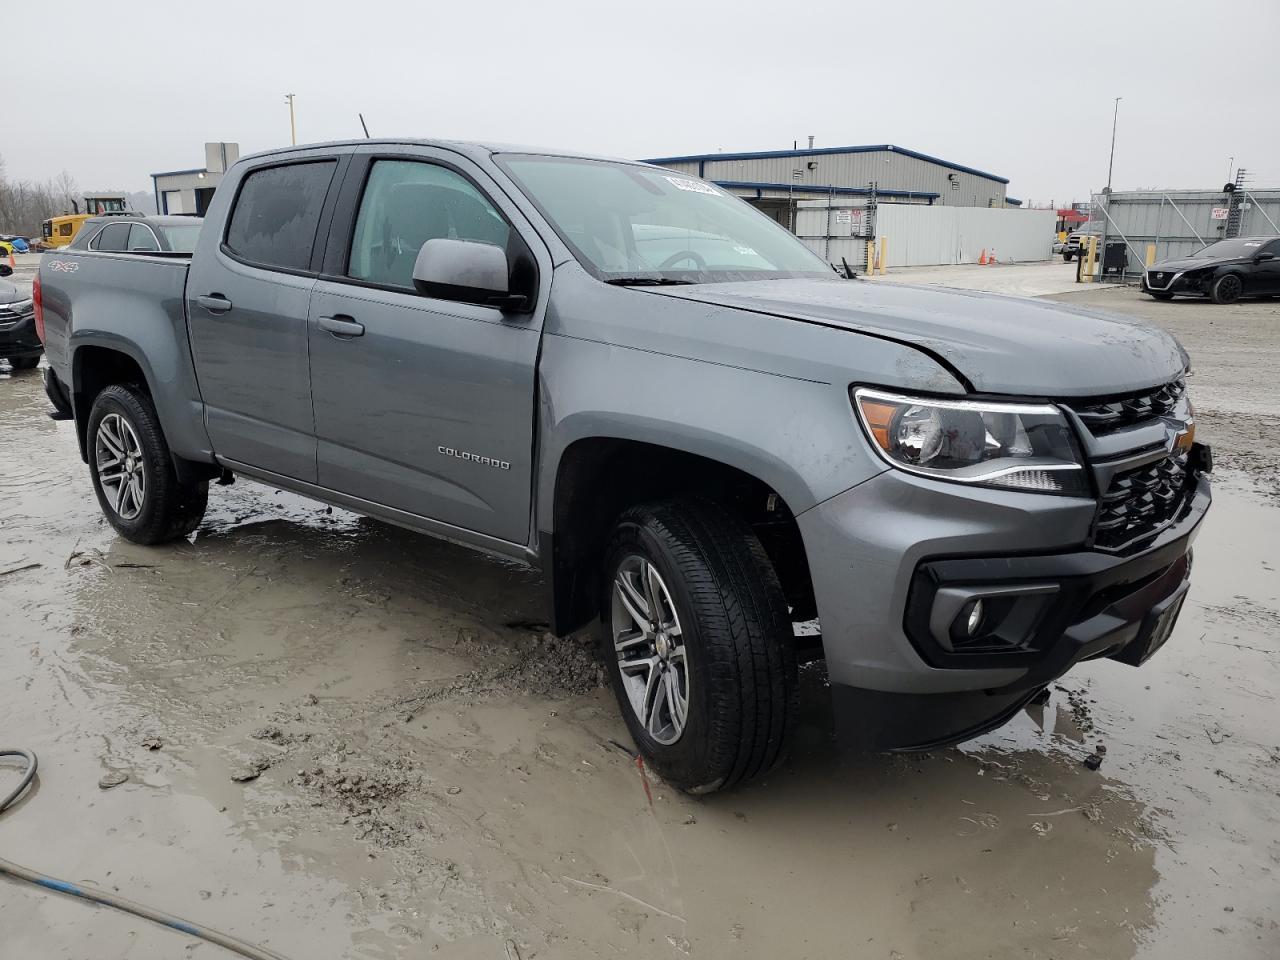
[540, 435, 817, 638]
[70, 340, 217, 483]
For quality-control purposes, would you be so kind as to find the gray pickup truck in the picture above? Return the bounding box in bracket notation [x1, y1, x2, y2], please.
[37, 140, 1211, 793]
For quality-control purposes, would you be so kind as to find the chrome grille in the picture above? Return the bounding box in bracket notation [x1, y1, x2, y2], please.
[1069, 379, 1185, 435]
[1094, 453, 1191, 550]
[0, 303, 33, 327]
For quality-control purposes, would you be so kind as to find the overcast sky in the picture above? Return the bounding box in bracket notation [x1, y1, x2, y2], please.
[6, 0, 1278, 205]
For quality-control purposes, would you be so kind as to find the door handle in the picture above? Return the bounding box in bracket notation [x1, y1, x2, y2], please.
[318, 315, 365, 338]
[196, 294, 233, 313]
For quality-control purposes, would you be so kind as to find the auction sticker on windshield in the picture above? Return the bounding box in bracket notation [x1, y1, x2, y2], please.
[665, 177, 720, 196]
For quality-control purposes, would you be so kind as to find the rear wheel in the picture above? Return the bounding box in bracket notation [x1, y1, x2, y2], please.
[87, 384, 208, 544]
[1210, 273, 1243, 304]
[601, 499, 797, 794]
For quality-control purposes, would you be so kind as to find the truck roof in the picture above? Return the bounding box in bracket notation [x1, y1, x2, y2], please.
[238, 138, 644, 167]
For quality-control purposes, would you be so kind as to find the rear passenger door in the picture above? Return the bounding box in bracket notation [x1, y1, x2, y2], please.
[307, 148, 550, 548]
[186, 153, 349, 482]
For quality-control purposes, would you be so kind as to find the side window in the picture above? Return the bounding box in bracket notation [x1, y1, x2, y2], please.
[224, 160, 336, 272]
[1265, 239, 1280, 258]
[347, 159, 510, 289]
[127, 224, 160, 252]
[92, 222, 131, 251]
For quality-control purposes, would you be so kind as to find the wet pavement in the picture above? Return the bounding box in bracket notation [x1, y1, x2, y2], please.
[1, 280, 1278, 959]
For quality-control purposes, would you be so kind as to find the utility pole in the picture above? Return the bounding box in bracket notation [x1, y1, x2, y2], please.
[1105, 96, 1121, 192]
[285, 93, 297, 146]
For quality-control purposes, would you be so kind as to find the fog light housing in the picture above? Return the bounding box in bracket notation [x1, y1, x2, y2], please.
[932, 583, 1060, 655]
[963, 599, 985, 637]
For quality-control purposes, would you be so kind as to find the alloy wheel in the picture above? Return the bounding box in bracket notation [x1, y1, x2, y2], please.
[95, 413, 147, 520]
[611, 555, 690, 745]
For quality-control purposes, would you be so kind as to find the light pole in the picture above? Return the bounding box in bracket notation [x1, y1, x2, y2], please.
[285, 93, 297, 146]
[1105, 96, 1122, 192]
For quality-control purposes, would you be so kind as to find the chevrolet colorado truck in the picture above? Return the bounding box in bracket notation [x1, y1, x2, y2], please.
[36, 140, 1212, 793]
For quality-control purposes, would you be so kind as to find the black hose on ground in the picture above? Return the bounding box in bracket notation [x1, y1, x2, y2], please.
[0, 747, 292, 960]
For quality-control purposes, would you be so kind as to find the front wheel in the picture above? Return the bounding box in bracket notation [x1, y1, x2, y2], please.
[1148, 292, 1174, 301]
[87, 384, 208, 544]
[1062, 252, 1074, 262]
[1210, 273, 1243, 304]
[601, 500, 797, 794]
[8, 355, 41, 370]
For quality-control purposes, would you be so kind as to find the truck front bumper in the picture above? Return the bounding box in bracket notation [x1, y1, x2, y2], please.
[798, 458, 1210, 750]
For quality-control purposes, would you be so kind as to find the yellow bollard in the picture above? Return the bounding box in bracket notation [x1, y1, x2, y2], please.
[1146, 244, 1156, 267]
[866, 240, 875, 275]
[1085, 236, 1098, 282]
[878, 236, 888, 276]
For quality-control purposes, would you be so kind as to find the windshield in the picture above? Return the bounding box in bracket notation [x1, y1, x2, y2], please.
[158, 222, 202, 254]
[1193, 238, 1267, 259]
[498, 155, 835, 284]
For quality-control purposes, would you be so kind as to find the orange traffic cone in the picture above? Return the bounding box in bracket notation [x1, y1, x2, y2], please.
[988, 249, 997, 264]
[977, 249, 988, 265]
[6, 251, 14, 269]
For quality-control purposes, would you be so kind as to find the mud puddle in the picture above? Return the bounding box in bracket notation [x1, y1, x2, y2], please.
[1, 366, 1277, 959]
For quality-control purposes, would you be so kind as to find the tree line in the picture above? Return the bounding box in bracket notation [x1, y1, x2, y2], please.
[0, 155, 80, 237]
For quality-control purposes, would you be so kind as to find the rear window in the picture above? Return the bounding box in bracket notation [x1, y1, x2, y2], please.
[224, 161, 336, 271]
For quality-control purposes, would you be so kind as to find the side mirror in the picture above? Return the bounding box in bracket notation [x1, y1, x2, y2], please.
[0, 263, 12, 278]
[1255, 252, 1276, 262]
[412, 238, 526, 311]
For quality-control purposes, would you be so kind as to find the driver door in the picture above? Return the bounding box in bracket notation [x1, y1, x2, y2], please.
[307, 148, 550, 548]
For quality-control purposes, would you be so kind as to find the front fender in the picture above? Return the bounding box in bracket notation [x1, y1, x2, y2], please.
[535, 332, 890, 531]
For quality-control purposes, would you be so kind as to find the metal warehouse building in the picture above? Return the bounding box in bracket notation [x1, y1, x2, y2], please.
[645, 144, 1017, 228]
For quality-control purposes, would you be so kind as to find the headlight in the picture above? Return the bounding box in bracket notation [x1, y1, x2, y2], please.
[8, 298, 33, 313]
[852, 387, 1088, 496]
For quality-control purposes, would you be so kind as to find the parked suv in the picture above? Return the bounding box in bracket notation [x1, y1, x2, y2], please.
[0, 262, 41, 370]
[36, 141, 1211, 792]
[69, 215, 203, 255]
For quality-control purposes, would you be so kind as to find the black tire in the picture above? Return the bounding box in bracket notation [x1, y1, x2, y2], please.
[600, 499, 797, 794]
[87, 384, 208, 544]
[1210, 273, 1243, 305]
[1062, 252, 1073, 262]
[9, 355, 41, 370]
[1148, 292, 1174, 301]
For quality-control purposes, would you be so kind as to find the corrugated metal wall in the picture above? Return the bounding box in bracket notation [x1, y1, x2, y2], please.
[1093, 189, 1280, 266]
[650, 149, 1007, 207]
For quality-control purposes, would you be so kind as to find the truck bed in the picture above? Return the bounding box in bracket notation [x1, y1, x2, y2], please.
[38, 249, 211, 465]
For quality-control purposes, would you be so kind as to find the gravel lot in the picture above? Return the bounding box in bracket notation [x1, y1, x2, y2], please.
[1, 258, 1277, 959]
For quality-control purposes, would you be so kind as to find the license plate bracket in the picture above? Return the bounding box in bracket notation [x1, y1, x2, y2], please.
[1121, 584, 1188, 666]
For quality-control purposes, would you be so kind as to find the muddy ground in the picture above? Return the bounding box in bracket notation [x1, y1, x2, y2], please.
[1, 267, 1277, 958]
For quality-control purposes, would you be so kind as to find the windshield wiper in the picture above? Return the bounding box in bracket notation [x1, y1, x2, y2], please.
[604, 277, 696, 286]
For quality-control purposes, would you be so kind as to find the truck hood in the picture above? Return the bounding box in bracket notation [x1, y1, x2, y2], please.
[0, 279, 18, 303]
[649, 278, 1187, 397]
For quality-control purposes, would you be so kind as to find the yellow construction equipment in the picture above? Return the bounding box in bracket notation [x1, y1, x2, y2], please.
[38, 194, 132, 250]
